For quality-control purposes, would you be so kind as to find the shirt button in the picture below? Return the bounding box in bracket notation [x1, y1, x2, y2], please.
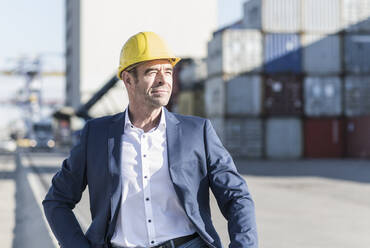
[144, 176, 148, 179]
[146, 197, 149, 201]
[143, 154, 146, 157]
[148, 219, 152, 223]
[151, 241, 155, 244]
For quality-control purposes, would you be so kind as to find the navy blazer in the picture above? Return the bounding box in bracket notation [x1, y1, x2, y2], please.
[43, 109, 258, 248]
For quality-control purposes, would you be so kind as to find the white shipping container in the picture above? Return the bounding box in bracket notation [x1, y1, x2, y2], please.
[179, 58, 207, 86]
[303, 0, 341, 33]
[304, 76, 342, 117]
[302, 34, 341, 74]
[243, 0, 300, 32]
[205, 77, 225, 117]
[266, 118, 302, 159]
[344, 76, 370, 116]
[263, 0, 301, 32]
[342, 0, 370, 33]
[209, 117, 225, 143]
[225, 118, 263, 158]
[207, 29, 262, 76]
[226, 75, 262, 116]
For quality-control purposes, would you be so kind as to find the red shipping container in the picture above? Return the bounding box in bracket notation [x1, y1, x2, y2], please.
[346, 116, 370, 158]
[304, 118, 345, 158]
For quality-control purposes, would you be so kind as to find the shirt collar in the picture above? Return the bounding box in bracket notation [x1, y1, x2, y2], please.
[124, 107, 166, 131]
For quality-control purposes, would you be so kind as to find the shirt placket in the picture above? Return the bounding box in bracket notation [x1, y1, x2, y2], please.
[141, 132, 156, 246]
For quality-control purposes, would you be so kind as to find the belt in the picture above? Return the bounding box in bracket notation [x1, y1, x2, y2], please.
[151, 233, 199, 248]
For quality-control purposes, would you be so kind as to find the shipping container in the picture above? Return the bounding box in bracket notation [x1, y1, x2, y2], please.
[177, 89, 205, 117]
[242, 0, 262, 29]
[226, 74, 263, 116]
[304, 76, 342, 117]
[179, 58, 207, 87]
[264, 75, 303, 115]
[262, 0, 301, 32]
[209, 117, 225, 143]
[243, 0, 300, 32]
[346, 116, 370, 158]
[264, 33, 302, 73]
[207, 29, 262, 76]
[205, 76, 225, 117]
[224, 118, 264, 158]
[342, 0, 370, 33]
[304, 118, 344, 158]
[344, 34, 370, 74]
[302, 0, 341, 33]
[177, 91, 194, 116]
[302, 34, 341, 74]
[265, 118, 303, 159]
[344, 75, 370, 116]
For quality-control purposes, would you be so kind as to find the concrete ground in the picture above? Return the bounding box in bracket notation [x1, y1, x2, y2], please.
[1, 150, 370, 248]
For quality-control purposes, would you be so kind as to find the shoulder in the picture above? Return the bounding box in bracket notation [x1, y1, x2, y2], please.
[169, 112, 209, 126]
[85, 112, 124, 129]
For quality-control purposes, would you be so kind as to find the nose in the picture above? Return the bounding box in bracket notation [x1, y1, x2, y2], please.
[155, 69, 167, 85]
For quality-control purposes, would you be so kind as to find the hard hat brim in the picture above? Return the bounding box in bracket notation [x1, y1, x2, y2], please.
[117, 57, 181, 80]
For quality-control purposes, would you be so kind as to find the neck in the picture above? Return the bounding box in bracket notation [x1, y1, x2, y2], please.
[127, 104, 162, 132]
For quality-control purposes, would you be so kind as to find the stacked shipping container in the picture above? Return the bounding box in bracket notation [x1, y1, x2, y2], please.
[181, 0, 370, 159]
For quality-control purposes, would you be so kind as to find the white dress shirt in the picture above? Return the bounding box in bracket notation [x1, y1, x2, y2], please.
[111, 108, 196, 248]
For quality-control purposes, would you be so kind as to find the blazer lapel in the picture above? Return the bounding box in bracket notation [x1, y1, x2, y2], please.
[165, 108, 182, 175]
[107, 111, 125, 223]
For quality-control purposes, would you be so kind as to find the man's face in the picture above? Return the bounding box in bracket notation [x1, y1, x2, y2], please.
[126, 59, 173, 108]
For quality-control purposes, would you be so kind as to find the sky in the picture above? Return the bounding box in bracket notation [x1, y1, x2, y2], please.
[0, 0, 246, 70]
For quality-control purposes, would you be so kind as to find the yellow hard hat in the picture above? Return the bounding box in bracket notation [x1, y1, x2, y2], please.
[117, 31, 181, 79]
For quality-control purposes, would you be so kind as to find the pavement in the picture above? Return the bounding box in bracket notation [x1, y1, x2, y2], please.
[1, 150, 370, 248]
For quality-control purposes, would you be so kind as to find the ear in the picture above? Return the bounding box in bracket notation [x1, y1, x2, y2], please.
[122, 71, 132, 87]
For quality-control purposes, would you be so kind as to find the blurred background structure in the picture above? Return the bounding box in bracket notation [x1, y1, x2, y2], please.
[178, 0, 370, 159]
[1, 0, 369, 159]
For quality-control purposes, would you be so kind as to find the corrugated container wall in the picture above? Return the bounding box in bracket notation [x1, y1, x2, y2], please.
[243, 0, 301, 32]
[342, 0, 370, 33]
[207, 29, 262, 76]
[304, 76, 342, 117]
[346, 116, 370, 158]
[265, 118, 303, 159]
[179, 59, 207, 88]
[264, 33, 302, 73]
[302, 0, 341, 33]
[304, 118, 344, 158]
[224, 118, 264, 158]
[205, 77, 225, 117]
[344, 76, 370, 116]
[226, 75, 263, 116]
[302, 34, 341, 74]
[344, 35, 370, 74]
[262, 0, 301, 32]
[177, 91, 193, 116]
[264, 75, 303, 116]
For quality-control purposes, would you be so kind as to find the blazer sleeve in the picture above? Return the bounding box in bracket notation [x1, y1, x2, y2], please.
[204, 119, 258, 248]
[42, 121, 91, 248]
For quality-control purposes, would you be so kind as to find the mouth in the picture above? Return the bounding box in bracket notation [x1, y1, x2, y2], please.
[151, 88, 169, 94]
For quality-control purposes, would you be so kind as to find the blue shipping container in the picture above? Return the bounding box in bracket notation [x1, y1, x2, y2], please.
[344, 35, 370, 74]
[264, 33, 302, 73]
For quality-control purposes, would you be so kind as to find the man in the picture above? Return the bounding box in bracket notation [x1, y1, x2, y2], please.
[43, 31, 258, 248]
